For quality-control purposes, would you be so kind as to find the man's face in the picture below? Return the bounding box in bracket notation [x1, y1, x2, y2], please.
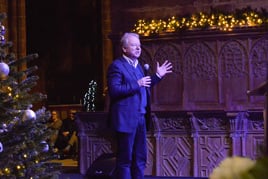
[123, 35, 141, 60]
[70, 110, 76, 120]
[51, 111, 58, 121]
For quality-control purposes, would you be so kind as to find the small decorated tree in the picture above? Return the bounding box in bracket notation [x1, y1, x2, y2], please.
[0, 13, 60, 178]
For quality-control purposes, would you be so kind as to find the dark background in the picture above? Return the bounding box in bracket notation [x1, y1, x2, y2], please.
[25, 0, 104, 109]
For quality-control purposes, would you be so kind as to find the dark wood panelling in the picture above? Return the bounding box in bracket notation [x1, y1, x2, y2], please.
[110, 28, 268, 111]
[75, 111, 264, 177]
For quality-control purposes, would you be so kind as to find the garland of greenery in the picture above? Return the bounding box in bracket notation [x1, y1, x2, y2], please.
[132, 7, 268, 36]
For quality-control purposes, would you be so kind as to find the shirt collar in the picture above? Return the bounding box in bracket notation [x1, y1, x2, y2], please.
[123, 55, 138, 68]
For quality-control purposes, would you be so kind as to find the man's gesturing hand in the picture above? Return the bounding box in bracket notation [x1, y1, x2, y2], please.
[156, 60, 173, 78]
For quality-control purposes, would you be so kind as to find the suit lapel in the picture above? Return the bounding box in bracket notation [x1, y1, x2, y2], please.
[120, 58, 140, 81]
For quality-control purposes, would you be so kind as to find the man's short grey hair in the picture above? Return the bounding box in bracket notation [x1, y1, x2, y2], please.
[120, 32, 139, 47]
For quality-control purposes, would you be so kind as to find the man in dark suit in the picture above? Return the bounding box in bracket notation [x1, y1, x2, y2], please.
[107, 32, 172, 179]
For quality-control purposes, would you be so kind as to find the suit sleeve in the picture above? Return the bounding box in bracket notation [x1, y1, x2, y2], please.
[107, 62, 140, 100]
[150, 73, 161, 87]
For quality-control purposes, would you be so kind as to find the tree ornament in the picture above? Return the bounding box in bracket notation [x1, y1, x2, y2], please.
[22, 109, 36, 121]
[0, 24, 5, 44]
[0, 25, 5, 35]
[41, 141, 49, 152]
[0, 123, 7, 133]
[0, 35, 4, 42]
[0, 62, 9, 80]
[0, 142, 3, 152]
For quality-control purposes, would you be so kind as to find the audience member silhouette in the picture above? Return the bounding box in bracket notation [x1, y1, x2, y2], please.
[47, 110, 63, 151]
[54, 109, 78, 158]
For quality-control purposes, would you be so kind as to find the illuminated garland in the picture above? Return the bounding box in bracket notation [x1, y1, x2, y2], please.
[132, 7, 268, 36]
[83, 80, 97, 112]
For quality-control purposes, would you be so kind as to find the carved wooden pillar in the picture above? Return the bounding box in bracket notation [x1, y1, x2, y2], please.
[101, 0, 113, 93]
[151, 114, 161, 176]
[191, 132, 199, 176]
[0, 0, 8, 51]
[265, 99, 268, 155]
[0, 0, 26, 69]
[0, 1, 8, 17]
[7, 0, 26, 56]
[189, 113, 199, 177]
[229, 112, 248, 156]
[247, 81, 268, 155]
[154, 133, 161, 176]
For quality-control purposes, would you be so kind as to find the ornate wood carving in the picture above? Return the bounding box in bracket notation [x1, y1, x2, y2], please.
[106, 28, 268, 111]
[76, 111, 264, 177]
[84, 27, 268, 177]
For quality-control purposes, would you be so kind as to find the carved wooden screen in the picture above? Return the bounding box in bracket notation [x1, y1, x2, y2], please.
[116, 28, 268, 112]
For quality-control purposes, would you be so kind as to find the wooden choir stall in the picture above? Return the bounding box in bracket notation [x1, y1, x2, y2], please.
[75, 27, 268, 177]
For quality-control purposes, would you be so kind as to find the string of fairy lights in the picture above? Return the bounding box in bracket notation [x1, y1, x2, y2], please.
[132, 7, 268, 36]
[83, 80, 97, 112]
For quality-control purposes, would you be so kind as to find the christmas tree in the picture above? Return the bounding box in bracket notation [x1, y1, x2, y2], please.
[0, 13, 60, 178]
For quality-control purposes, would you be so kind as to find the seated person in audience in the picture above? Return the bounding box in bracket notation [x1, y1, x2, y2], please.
[54, 109, 78, 157]
[47, 110, 63, 151]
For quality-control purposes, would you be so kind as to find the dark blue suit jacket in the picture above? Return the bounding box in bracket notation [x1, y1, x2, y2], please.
[107, 57, 161, 133]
